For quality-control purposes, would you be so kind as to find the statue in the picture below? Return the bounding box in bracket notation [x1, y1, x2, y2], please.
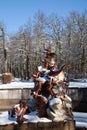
[8, 44, 73, 124]
[31, 44, 73, 121]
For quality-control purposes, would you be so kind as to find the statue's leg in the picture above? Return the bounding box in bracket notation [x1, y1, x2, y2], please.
[35, 81, 45, 94]
[47, 79, 56, 98]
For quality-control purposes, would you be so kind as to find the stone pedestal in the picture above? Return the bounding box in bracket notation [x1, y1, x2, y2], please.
[0, 120, 75, 130]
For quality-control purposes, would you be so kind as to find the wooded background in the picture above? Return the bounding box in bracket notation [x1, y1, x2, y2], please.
[0, 10, 87, 79]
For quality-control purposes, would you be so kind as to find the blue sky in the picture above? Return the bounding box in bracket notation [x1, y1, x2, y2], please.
[0, 0, 87, 33]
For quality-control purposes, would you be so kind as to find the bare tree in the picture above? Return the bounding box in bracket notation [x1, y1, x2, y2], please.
[62, 10, 87, 77]
[33, 11, 49, 67]
[47, 13, 63, 63]
[2, 10, 87, 79]
[0, 22, 7, 73]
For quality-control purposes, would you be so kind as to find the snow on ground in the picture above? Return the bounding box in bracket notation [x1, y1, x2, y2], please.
[0, 111, 17, 125]
[69, 78, 87, 88]
[73, 112, 87, 128]
[69, 81, 87, 88]
[0, 78, 87, 89]
[0, 110, 52, 125]
[0, 78, 34, 89]
[0, 110, 87, 128]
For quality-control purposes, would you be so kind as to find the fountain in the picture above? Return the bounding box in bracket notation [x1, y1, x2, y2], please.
[0, 44, 75, 130]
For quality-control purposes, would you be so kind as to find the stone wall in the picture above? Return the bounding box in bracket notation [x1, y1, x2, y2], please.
[0, 87, 87, 112]
[0, 89, 32, 110]
[68, 88, 87, 112]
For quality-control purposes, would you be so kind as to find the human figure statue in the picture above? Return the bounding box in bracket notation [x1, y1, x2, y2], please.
[8, 100, 29, 124]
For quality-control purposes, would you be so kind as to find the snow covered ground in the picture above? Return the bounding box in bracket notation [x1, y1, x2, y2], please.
[73, 112, 87, 128]
[0, 110, 87, 129]
[0, 110, 52, 125]
[69, 81, 87, 88]
[0, 78, 34, 89]
[0, 78, 87, 89]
